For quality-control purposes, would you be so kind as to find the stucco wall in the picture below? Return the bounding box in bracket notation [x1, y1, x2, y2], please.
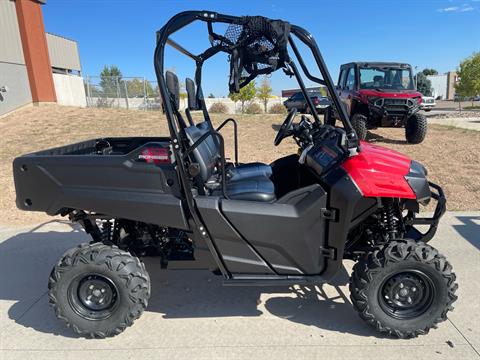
[53, 73, 87, 107]
[427, 74, 448, 100]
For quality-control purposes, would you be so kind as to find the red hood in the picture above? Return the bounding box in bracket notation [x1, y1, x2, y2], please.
[342, 141, 416, 199]
[358, 89, 422, 99]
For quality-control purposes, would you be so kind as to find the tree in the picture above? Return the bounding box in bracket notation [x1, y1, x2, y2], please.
[125, 78, 155, 98]
[455, 52, 480, 107]
[422, 68, 438, 76]
[100, 65, 122, 97]
[416, 72, 432, 96]
[229, 81, 256, 113]
[208, 93, 215, 98]
[256, 77, 272, 113]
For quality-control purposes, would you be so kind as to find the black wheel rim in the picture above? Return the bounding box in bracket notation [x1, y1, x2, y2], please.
[68, 273, 119, 320]
[379, 270, 435, 320]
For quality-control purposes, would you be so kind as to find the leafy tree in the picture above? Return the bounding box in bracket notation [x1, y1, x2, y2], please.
[208, 93, 215, 98]
[256, 77, 272, 113]
[125, 78, 156, 98]
[100, 65, 122, 97]
[422, 68, 438, 76]
[455, 52, 480, 107]
[416, 72, 432, 96]
[229, 81, 256, 113]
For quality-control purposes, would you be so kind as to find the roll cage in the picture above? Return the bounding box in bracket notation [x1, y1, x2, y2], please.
[153, 11, 359, 277]
[154, 10, 356, 143]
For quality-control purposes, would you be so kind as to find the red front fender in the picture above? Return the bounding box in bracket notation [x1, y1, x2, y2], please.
[342, 141, 416, 199]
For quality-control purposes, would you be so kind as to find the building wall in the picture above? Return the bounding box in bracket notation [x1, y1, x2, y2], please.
[46, 33, 82, 73]
[427, 74, 447, 100]
[447, 72, 457, 100]
[53, 73, 87, 107]
[0, 0, 32, 116]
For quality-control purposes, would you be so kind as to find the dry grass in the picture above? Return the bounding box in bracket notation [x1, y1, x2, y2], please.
[1, 104, 479, 226]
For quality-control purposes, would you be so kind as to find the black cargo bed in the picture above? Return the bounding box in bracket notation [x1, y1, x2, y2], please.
[13, 137, 189, 229]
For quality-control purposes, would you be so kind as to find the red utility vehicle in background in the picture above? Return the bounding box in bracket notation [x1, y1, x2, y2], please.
[336, 62, 427, 143]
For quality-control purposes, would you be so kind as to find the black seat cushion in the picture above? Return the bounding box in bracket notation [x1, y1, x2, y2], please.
[212, 176, 276, 202]
[227, 162, 272, 181]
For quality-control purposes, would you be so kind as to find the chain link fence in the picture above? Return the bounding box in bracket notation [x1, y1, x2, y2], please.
[83, 75, 287, 114]
[84, 76, 162, 110]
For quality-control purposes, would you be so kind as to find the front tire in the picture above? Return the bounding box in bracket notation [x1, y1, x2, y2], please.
[405, 112, 427, 144]
[350, 240, 457, 338]
[351, 113, 368, 140]
[48, 243, 150, 338]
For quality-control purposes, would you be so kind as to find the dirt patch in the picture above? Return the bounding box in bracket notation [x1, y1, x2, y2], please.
[1, 105, 479, 226]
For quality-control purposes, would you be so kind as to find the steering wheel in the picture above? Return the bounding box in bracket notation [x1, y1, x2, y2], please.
[274, 108, 297, 146]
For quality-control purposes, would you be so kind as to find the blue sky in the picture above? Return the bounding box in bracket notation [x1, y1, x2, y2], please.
[43, 0, 480, 96]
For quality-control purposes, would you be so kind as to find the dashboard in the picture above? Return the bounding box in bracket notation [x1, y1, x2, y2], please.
[303, 127, 347, 176]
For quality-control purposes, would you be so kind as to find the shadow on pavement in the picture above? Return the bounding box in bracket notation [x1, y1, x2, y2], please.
[2, 222, 377, 339]
[366, 131, 409, 145]
[452, 216, 480, 250]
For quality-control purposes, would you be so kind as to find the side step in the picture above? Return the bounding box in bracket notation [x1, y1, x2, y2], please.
[223, 275, 327, 287]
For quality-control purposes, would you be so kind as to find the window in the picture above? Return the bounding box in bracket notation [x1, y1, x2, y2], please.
[292, 92, 304, 100]
[359, 67, 414, 90]
[345, 68, 355, 90]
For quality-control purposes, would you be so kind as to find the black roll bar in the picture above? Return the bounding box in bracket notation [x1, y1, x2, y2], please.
[216, 118, 239, 166]
[166, 38, 201, 62]
[287, 60, 321, 125]
[290, 24, 358, 147]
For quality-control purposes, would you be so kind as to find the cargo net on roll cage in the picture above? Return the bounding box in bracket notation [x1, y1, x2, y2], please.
[208, 16, 291, 93]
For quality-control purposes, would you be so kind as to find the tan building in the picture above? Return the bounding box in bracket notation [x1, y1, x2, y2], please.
[0, 0, 85, 117]
[427, 71, 458, 100]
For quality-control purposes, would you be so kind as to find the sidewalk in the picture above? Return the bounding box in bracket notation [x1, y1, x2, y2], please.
[0, 212, 479, 360]
[426, 112, 480, 131]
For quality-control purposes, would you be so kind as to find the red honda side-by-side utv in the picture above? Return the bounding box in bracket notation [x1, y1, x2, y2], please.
[12, 11, 456, 338]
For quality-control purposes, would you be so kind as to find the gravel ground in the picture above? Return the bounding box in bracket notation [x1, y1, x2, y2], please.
[1, 104, 479, 226]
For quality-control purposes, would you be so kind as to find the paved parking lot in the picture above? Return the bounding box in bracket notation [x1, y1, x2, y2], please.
[0, 212, 479, 360]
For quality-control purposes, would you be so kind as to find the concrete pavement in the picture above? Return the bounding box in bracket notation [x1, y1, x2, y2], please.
[0, 212, 479, 360]
[427, 114, 480, 131]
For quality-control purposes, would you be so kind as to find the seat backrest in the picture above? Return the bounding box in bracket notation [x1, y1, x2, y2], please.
[166, 71, 180, 110]
[186, 78, 198, 110]
[184, 122, 220, 182]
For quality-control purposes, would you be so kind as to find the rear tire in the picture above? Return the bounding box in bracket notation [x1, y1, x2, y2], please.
[350, 240, 457, 338]
[48, 243, 150, 338]
[351, 113, 368, 140]
[405, 112, 427, 144]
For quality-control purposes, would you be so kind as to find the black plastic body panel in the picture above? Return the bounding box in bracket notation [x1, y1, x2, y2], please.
[195, 197, 275, 275]
[405, 160, 431, 202]
[13, 137, 189, 230]
[318, 166, 376, 279]
[221, 184, 327, 275]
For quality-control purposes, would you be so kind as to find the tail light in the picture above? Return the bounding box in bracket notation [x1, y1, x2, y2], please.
[312, 96, 319, 105]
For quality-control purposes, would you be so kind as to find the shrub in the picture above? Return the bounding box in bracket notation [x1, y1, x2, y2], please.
[209, 102, 228, 114]
[268, 103, 287, 114]
[245, 102, 263, 114]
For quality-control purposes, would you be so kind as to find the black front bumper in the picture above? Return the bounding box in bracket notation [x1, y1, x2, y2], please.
[404, 182, 446, 243]
[368, 100, 419, 127]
